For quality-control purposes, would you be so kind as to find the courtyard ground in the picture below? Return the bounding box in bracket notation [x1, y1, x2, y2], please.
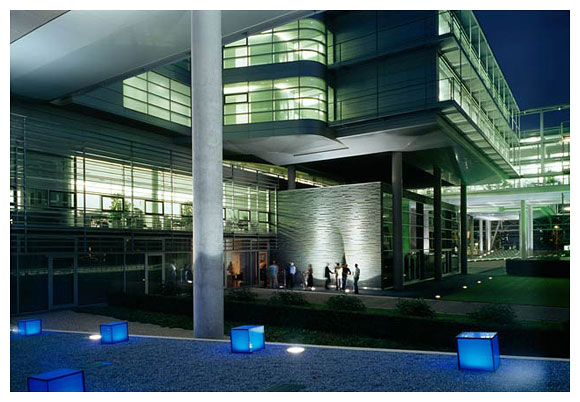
[10, 330, 569, 392]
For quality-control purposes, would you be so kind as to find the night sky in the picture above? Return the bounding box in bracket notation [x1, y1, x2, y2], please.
[474, 10, 570, 129]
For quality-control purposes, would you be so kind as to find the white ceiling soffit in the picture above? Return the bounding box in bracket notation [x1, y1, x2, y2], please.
[10, 10, 319, 101]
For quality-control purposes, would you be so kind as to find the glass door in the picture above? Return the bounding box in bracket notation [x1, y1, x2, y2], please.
[145, 253, 164, 294]
[49, 256, 77, 308]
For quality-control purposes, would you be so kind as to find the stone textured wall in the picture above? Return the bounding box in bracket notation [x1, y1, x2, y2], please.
[274, 182, 382, 288]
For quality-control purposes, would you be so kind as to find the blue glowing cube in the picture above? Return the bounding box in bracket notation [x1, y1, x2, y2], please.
[100, 321, 129, 344]
[456, 332, 500, 371]
[27, 368, 85, 392]
[230, 325, 265, 353]
[18, 319, 42, 336]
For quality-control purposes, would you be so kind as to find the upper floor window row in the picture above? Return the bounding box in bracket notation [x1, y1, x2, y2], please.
[123, 71, 192, 127]
[224, 18, 328, 69]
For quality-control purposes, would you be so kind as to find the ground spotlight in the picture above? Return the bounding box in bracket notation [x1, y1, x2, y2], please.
[462, 285, 468, 289]
[435, 295, 441, 299]
[287, 346, 305, 354]
[89, 334, 102, 341]
[477, 280, 482, 284]
[488, 276, 493, 280]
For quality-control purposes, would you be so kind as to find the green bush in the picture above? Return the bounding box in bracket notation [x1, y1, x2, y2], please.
[468, 304, 516, 325]
[268, 291, 309, 306]
[225, 288, 258, 302]
[395, 298, 435, 318]
[326, 295, 366, 311]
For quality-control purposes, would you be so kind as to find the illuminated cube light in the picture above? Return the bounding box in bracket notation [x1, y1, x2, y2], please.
[230, 325, 265, 353]
[456, 332, 500, 372]
[18, 319, 42, 336]
[100, 322, 129, 344]
[27, 368, 85, 392]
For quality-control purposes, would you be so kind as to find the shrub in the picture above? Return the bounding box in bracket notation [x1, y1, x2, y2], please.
[326, 295, 366, 311]
[395, 298, 435, 318]
[225, 288, 258, 302]
[468, 304, 516, 325]
[268, 291, 309, 306]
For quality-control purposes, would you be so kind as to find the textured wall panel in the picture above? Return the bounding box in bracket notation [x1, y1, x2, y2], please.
[275, 182, 382, 288]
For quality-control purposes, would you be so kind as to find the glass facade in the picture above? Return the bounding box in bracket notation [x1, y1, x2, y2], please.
[382, 190, 459, 287]
[223, 18, 327, 69]
[123, 71, 192, 127]
[224, 77, 329, 124]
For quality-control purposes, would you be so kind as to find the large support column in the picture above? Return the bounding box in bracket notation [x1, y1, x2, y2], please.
[479, 219, 484, 254]
[460, 182, 468, 275]
[469, 217, 475, 257]
[527, 205, 534, 257]
[485, 220, 492, 252]
[191, 10, 224, 339]
[519, 200, 528, 259]
[392, 152, 404, 290]
[433, 167, 442, 281]
[287, 165, 296, 190]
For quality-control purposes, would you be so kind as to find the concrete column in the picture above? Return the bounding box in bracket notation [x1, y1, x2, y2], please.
[460, 182, 468, 274]
[287, 165, 296, 190]
[527, 205, 534, 256]
[519, 200, 527, 259]
[433, 167, 442, 281]
[392, 152, 404, 290]
[469, 217, 475, 256]
[191, 10, 224, 339]
[479, 219, 484, 254]
[486, 220, 492, 252]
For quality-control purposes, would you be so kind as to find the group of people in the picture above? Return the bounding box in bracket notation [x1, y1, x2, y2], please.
[266, 260, 314, 290]
[266, 260, 361, 294]
[324, 262, 361, 294]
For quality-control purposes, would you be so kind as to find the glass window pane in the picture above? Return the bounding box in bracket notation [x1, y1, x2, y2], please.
[124, 85, 148, 102]
[171, 91, 190, 106]
[146, 200, 164, 215]
[147, 71, 170, 88]
[148, 94, 170, 109]
[123, 97, 147, 114]
[171, 113, 191, 127]
[171, 80, 190, 96]
[224, 83, 249, 95]
[148, 82, 170, 99]
[225, 94, 247, 104]
[124, 76, 147, 90]
[248, 33, 272, 45]
[148, 105, 170, 120]
[171, 102, 191, 117]
[274, 21, 298, 31]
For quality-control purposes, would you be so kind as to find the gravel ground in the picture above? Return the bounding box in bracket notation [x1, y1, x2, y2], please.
[11, 331, 569, 392]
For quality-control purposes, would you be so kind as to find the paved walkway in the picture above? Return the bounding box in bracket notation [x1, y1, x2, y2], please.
[11, 331, 569, 391]
[10, 310, 195, 339]
[251, 288, 569, 322]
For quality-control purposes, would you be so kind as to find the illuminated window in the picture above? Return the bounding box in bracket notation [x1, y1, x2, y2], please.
[123, 72, 191, 127]
[223, 18, 328, 69]
[224, 77, 328, 125]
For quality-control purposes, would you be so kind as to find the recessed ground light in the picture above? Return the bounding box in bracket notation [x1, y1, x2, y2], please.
[89, 334, 102, 341]
[287, 346, 305, 354]
[462, 285, 468, 289]
[186, 280, 193, 284]
[435, 295, 441, 299]
[488, 276, 493, 280]
[311, 287, 316, 291]
[345, 289, 350, 293]
[477, 280, 482, 284]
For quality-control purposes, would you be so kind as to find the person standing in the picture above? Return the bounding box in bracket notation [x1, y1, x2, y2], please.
[268, 260, 279, 289]
[334, 263, 342, 291]
[288, 262, 297, 288]
[324, 263, 333, 290]
[342, 263, 351, 291]
[307, 264, 314, 289]
[353, 263, 361, 294]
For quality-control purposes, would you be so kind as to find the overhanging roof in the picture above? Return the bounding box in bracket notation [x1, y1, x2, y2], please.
[10, 10, 319, 101]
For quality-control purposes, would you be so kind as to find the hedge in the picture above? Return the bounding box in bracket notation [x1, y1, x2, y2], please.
[108, 293, 569, 358]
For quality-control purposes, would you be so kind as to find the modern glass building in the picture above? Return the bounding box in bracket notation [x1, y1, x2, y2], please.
[10, 10, 570, 314]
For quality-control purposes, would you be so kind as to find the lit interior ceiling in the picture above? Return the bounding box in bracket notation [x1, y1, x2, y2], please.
[11, 10, 319, 101]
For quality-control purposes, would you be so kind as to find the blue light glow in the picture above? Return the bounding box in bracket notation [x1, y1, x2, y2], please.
[230, 325, 265, 353]
[27, 368, 85, 392]
[18, 319, 42, 336]
[100, 322, 129, 344]
[456, 332, 500, 371]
